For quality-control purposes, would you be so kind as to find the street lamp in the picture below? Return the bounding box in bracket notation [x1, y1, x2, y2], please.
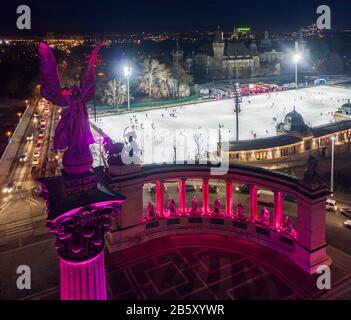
[124, 66, 132, 112]
[17, 112, 22, 122]
[6, 131, 12, 143]
[293, 53, 301, 89]
[96, 130, 104, 166]
[330, 136, 335, 196]
[233, 82, 242, 142]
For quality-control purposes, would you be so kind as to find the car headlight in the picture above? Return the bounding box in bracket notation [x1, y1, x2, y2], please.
[2, 188, 8, 193]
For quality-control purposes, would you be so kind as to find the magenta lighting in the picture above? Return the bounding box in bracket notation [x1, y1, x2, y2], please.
[59, 251, 107, 300]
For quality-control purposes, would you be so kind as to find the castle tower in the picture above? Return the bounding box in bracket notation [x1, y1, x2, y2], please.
[172, 39, 184, 65]
[212, 26, 225, 79]
[213, 25, 225, 58]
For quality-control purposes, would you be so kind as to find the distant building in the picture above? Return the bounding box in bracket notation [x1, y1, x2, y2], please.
[172, 39, 184, 65]
[335, 100, 351, 121]
[276, 108, 311, 137]
[193, 27, 260, 80]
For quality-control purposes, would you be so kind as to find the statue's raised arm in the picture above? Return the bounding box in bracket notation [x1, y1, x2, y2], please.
[80, 44, 104, 102]
[39, 42, 68, 107]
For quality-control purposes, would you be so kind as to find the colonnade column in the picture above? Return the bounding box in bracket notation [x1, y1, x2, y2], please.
[178, 178, 187, 215]
[249, 185, 258, 222]
[225, 181, 233, 216]
[156, 180, 165, 218]
[295, 196, 331, 274]
[273, 191, 283, 229]
[202, 178, 209, 215]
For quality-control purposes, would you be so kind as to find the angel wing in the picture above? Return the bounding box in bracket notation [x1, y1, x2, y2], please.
[39, 42, 68, 107]
[80, 44, 104, 102]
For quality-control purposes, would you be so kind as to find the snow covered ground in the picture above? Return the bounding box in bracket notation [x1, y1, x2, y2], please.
[92, 86, 351, 163]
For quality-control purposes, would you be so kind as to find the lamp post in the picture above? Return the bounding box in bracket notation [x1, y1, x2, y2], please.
[17, 112, 22, 123]
[124, 66, 132, 112]
[293, 53, 301, 89]
[330, 136, 335, 196]
[96, 129, 104, 166]
[234, 82, 242, 142]
[6, 131, 12, 143]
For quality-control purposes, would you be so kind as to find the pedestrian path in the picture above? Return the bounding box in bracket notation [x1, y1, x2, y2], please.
[4, 218, 32, 239]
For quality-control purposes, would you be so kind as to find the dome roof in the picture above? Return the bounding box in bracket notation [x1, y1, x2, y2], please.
[282, 109, 309, 134]
[341, 102, 351, 114]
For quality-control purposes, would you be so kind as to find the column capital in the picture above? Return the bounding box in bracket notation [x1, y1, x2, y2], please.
[47, 202, 122, 262]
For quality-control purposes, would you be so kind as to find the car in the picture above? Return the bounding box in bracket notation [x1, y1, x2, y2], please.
[283, 193, 296, 202]
[40, 119, 46, 126]
[235, 184, 250, 194]
[40, 125, 46, 130]
[340, 208, 351, 219]
[257, 190, 274, 206]
[32, 157, 40, 165]
[38, 131, 45, 138]
[2, 181, 17, 194]
[34, 112, 39, 117]
[343, 220, 351, 229]
[33, 150, 40, 158]
[199, 184, 219, 193]
[209, 185, 219, 193]
[44, 108, 50, 114]
[19, 153, 28, 162]
[26, 134, 34, 141]
[148, 184, 167, 193]
[37, 137, 44, 144]
[185, 184, 196, 192]
[35, 143, 42, 150]
[326, 199, 338, 212]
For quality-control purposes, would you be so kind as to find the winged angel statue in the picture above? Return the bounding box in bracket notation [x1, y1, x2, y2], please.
[39, 42, 103, 175]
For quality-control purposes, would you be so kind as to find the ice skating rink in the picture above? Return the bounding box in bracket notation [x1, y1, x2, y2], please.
[93, 86, 351, 162]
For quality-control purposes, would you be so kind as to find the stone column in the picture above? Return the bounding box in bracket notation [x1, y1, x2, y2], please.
[59, 250, 106, 300]
[273, 191, 283, 229]
[294, 196, 332, 274]
[47, 203, 122, 300]
[249, 185, 258, 222]
[202, 178, 209, 215]
[178, 178, 187, 215]
[156, 180, 165, 218]
[225, 181, 233, 216]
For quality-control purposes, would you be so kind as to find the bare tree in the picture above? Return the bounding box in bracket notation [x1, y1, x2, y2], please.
[139, 59, 172, 98]
[102, 78, 128, 112]
[193, 128, 206, 163]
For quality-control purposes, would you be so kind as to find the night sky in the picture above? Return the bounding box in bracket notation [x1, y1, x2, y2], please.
[1, 0, 351, 35]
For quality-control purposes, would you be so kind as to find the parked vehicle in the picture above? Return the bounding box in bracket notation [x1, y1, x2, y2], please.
[326, 199, 338, 212]
[148, 184, 167, 193]
[340, 208, 351, 219]
[257, 190, 274, 206]
[235, 184, 250, 194]
[200, 184, 219, 193]
[283, 193, 296, 202]
[343, 220, 351, 229]
[185, 184, 196, 192]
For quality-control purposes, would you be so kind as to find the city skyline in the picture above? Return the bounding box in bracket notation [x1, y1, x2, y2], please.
[2, 0, 351, 36]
